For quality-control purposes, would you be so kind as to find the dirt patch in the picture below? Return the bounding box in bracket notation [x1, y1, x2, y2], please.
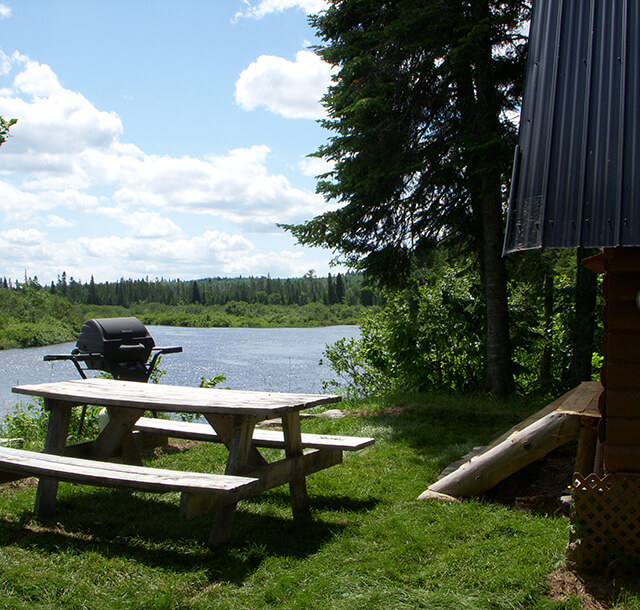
[547, 567, 615, 609]
[482, 443, 576, 515]
[352, 405, 410, 417]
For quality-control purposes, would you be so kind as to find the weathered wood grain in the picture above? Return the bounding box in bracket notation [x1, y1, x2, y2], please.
[133, 417, 375, 451]
[13, 379, 341, 416]
[0, 446, 259, 498]
[35, 398, 72, 516]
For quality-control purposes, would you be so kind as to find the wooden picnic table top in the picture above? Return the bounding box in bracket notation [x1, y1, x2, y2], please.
[12, 378, 341, 417]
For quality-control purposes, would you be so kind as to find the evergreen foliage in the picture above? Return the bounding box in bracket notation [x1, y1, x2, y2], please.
[284, 0, 530, 395]
[0, 272, 374, 308]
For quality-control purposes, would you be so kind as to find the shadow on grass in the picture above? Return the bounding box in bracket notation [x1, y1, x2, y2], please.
[0, 485, 378, 584]
[363, 394, 536, 457]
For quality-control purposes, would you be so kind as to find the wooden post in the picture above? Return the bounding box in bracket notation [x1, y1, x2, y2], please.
[574, 421, 598, 477]
[208, 415, 258, 546]
[282, 412, 310, 520]
[90, 406, 143, 463]
[35, 399, 72, 517]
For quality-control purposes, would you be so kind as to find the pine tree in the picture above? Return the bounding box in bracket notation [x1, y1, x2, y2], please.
[283, 0, 529, 395]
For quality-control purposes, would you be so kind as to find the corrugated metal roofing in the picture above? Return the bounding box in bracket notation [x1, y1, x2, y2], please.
[504, 0, 640, 253]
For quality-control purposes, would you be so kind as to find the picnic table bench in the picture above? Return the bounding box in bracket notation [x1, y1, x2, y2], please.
[3, 378, 374, 546]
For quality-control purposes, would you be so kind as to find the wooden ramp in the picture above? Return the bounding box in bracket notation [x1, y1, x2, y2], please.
[418, 382, 602, 501]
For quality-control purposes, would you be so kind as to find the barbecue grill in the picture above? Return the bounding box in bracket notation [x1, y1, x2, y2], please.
[45, 317, 182, 382]
[44, 317, 182, 432]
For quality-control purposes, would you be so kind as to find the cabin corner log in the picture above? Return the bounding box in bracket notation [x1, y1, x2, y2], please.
[420, 410, 581, 499]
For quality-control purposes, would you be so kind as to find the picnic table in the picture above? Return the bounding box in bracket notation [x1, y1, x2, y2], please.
[4, 378, 374, 545]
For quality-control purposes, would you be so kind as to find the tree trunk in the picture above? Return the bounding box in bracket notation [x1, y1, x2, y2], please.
[570, 248, 598, 384]
[539, 272, 554, 384]
[481, 184, 514, 396]
[464, 0, 514, 396]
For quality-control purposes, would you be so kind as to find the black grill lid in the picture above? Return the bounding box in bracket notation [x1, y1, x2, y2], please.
[75, 317, 155, 363]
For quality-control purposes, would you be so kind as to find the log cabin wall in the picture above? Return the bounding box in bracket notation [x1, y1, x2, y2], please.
[600, 248, 640, 472]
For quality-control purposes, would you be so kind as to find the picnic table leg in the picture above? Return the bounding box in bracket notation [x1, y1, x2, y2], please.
[208, 415, 259, 546]
[282, 412, 310, 520]
[90, 406, 144, 464]
[35, 399, 73, 517]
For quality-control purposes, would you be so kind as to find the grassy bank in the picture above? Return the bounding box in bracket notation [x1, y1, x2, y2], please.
[1, 392, 637, 608]
[0, 293, 365, 350]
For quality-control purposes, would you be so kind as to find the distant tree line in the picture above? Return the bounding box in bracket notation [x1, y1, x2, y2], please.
[0, 271, 378, 308]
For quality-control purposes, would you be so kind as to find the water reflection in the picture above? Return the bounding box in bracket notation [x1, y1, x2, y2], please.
[0, 325, 359, 416]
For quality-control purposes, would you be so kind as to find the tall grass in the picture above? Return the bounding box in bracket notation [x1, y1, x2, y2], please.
[0, 392, 638, 608]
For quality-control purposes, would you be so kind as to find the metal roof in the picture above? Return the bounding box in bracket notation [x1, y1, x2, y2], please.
[504, 0, 640, 253]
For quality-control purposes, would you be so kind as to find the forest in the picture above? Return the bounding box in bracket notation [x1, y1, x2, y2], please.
[0, 272, 373, 350]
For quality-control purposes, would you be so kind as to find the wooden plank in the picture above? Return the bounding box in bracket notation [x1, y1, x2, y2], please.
[282, 411, 310, 519]
[555, 381, 602, 417]
[133, 417, 375, 451]
[12, 379, 341, 417]
[0, 446, 259, 498]
[208, 415, 259, 546]
[35, 399, 72, 517]
[181, 448, 342, 519]
[91, 406, 142, 462]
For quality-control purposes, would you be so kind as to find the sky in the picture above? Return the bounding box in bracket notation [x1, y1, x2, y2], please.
[0, 0, 342, 285]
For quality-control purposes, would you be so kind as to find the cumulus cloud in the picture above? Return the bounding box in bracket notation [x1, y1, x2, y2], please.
[234, 0, 327, 20]
[0, 55, 326, 227]
[2, 228, 44, 245]
[298, 156, 333, 177]
[46, 214, 75, 228]
[235, 50, 333, 119]
[119, 212, 184, 239]
[0, 53, 333, 281]
[0, 4, 10, 19]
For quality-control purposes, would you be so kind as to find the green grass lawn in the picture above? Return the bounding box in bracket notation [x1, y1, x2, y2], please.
[1, 393, 639, 609]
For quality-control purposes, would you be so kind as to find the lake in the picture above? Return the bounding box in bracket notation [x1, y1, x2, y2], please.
[0, 325, 360, 418]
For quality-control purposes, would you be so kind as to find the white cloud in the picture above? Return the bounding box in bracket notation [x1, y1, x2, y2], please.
[46, 214, 75, 228]
[298, 156, 333, 177]
[119, 212, 184, 239]
[234, 0, 327, 20]
[0, 53, 338, 282]
[0, 4, 10, 19]
[0, 55, 328, 233]
[2, 228, 45, 245]
[235, 50, 334, 120]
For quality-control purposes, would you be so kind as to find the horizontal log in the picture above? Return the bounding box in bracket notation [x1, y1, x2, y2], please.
[603, 418, 640, 445]
[603, 363, 640, 390]
[181, 448, 342, 518]
[602, 274, 640, 302]
[603, 331, 640, 361]
[603, 302, 640, 331]
[604, 444, 640, 473]
[601, 389, 640, 417]
[603, 248, 640, 272]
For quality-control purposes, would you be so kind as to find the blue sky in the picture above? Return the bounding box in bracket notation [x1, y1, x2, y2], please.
[0, 0, 342, 284]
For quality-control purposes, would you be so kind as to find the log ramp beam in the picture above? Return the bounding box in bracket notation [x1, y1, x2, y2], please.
[418, 382, 602, 501]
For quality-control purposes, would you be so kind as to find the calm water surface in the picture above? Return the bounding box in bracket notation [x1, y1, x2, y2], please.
[0, 325, 359, 417]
